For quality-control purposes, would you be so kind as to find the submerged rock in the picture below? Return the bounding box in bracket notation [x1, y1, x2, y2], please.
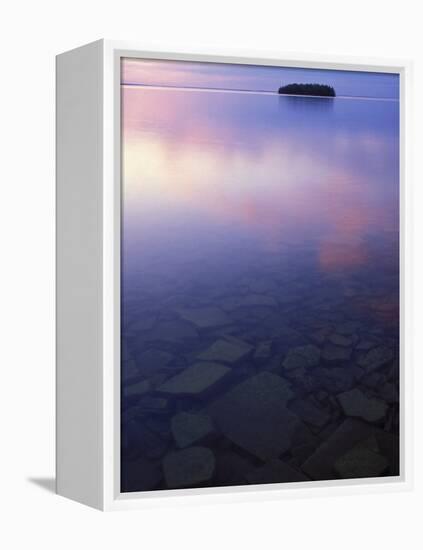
[248, 279, 280, 294]
[245, 458, 309, 485]
[289, 398, 331, 429]
[239, 294, 278, 307]
[123, 379, 151, 398]
[171, 412, 215, 448]
[357, 346, 394, 371]
[197, 337, 253, 364]
[377, 381, 399, 403]
[282, 344, 321, 370]
[329, 333, 354, 347]
[310, 327, 331, 344]
[337, 388, 388, 423]
[334, 447, 389, 478]
[290, 422, 320, 463]
[254, 340, 273, 362]
[321, 344, 352, 362]
[268, 323, 304, 343]
[137, 396, 169, 412]
[208, 372, 298, 460]
[122, 359, 140, 382]
[221, 294, 278, 310]
[162, 446, 215, 488]
[214, 450, 254, 486]
[157, 362, 231, 396]
[337, 321, 360, 335]
[146, 319, 198, 343]
[176, 306, 231, 328]
[283, 365, 316, 392]
[301, 418, 376, 480]
[356, 339, 379, 351]
[121, 457, 163, 492]
[361, 372, 386, 389]
[136, 349, 174, 375]
[128, 316, 157, 333]
[122, 420, 169, 459]
[144, 417, 172, 440]
[313, 367, 356, 393]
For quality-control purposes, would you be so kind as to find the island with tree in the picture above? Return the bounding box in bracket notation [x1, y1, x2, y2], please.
[278, 83, 336, 97]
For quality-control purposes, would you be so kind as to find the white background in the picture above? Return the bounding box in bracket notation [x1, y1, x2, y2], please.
[1, 0, 421, 547]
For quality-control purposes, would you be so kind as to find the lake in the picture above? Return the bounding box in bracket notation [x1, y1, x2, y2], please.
[120, 82, 400, 492]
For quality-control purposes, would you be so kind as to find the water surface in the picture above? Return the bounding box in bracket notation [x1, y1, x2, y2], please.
[121, 71, 400, 492]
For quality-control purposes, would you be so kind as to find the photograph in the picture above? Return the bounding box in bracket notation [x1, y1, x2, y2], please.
[2, 0, 421, 546]
[120, 57, 400, 492]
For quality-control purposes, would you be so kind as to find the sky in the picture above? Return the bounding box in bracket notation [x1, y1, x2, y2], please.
[121, 58, 400, 99]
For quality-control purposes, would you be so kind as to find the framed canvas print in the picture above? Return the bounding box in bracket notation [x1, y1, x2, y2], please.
[56, 40, 412, 510]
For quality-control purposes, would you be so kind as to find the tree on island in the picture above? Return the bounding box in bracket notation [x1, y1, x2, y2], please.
[278, 83, 336, 97]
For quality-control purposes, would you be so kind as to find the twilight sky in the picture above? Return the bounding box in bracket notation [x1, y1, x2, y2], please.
[122, 58, 399, 99]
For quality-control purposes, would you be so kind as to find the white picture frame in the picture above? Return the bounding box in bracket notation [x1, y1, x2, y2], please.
[56, 39, 413, 511]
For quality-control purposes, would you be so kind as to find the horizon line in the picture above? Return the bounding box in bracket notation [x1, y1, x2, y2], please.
[121, 82, 399, 101]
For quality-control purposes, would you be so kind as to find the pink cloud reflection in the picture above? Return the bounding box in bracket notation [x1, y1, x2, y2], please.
[122, 79, 398, 274]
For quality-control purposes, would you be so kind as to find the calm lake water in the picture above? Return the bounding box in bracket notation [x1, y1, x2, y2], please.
[121, 85, 400, 492]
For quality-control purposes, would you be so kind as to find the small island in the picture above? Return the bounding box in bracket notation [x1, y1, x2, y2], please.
[278, 83, 336, 97]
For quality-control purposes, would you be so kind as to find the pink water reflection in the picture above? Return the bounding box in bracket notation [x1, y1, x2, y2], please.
[122, 84, 398, 274]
